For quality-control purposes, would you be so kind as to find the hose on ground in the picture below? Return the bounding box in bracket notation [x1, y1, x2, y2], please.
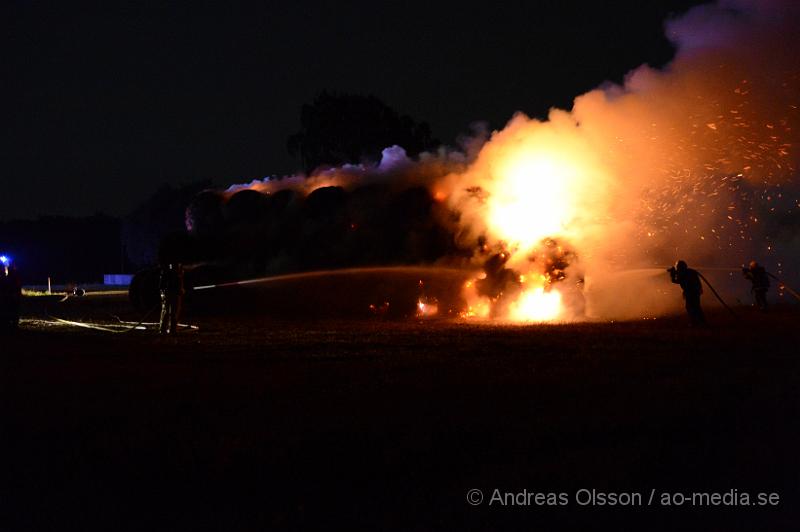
[697, 272, 739, 319]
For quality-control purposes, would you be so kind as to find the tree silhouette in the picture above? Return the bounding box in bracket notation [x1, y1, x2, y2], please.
[122, 180, 212, 269]
[287, 91, 439, 173]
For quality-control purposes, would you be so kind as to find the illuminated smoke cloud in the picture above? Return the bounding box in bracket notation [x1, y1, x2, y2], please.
[201, 0, 798, 321]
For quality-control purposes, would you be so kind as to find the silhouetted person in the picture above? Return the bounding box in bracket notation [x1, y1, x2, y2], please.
[159, 263, 184, 335]
[668, 260, 706, 326]
[0, 259, 22, 331]
[742, 260, 770, 311]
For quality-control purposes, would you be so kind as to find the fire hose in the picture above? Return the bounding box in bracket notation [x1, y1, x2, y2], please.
[46, 303, 162, 334]
[111, 303, 161, 333]
[46, 298, 198, 334]
[766, 272, 800, 303]
[697, 272, 739, 319]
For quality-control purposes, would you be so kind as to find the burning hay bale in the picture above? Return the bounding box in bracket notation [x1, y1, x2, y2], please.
[176, 0, 799, 323]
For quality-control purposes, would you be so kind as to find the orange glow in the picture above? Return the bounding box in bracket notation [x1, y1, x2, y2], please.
[224, 1, 799, 324]
[507, 287, 563, 322]
[486, 151, 577, 250]
[416, 299, 439, 318]
[451, 120, 614, 322]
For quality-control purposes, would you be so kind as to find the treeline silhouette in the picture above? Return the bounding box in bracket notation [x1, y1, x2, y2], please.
[288, 91, 439, 174]
[2, 92, 449, 286]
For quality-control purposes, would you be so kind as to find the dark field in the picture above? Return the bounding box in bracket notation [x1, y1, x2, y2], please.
[2, 292, 799, 531]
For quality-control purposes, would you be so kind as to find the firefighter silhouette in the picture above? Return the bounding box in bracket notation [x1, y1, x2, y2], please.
[668, 260, 706, 326]
[742, 260, 770, 311]
[158, 263, 185, 335]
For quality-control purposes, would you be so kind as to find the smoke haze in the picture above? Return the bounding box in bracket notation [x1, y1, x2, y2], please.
[195, 0, 799, 320]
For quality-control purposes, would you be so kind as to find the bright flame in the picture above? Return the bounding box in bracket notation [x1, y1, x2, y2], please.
[222, 1, 800, 324]
[460, 301, 491, 319]
[508, 287, 563, 322]
[416, 299, 439, 318]
[459, 278, 492, 319]
[487, 151, 577, 250]
[452, 122, 612, 322]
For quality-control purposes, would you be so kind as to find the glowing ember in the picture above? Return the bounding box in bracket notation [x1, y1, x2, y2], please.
[416, 299, 439, 318]
[369, 301, 390, 317]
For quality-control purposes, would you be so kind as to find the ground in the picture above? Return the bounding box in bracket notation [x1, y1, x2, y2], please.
[1, 292, 799, 530]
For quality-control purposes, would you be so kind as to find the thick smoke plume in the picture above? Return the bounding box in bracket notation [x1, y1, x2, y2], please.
[188, 0, 799, 321]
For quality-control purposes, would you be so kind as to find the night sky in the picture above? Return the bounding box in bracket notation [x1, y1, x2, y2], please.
[5, 0, 705, 220]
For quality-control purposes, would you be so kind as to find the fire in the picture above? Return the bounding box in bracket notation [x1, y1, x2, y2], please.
[486, 150, 579, 250]
[451, 120, 610, 323]
[459, 270, 565, 322]
[460, 301, 491, 319]
[416, 298, 439, 318]
[460, 119, 613, 253]
[219, 1, 799, 324]
[508, 287, 562, 322]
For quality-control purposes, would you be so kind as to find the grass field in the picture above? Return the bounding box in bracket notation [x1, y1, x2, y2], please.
[2, 291, 799, 530]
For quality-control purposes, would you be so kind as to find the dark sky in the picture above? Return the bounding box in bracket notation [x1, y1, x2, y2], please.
[4, 0, 705, 220]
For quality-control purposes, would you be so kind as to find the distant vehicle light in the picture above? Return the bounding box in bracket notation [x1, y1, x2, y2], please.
[0, 255, 10, 266]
